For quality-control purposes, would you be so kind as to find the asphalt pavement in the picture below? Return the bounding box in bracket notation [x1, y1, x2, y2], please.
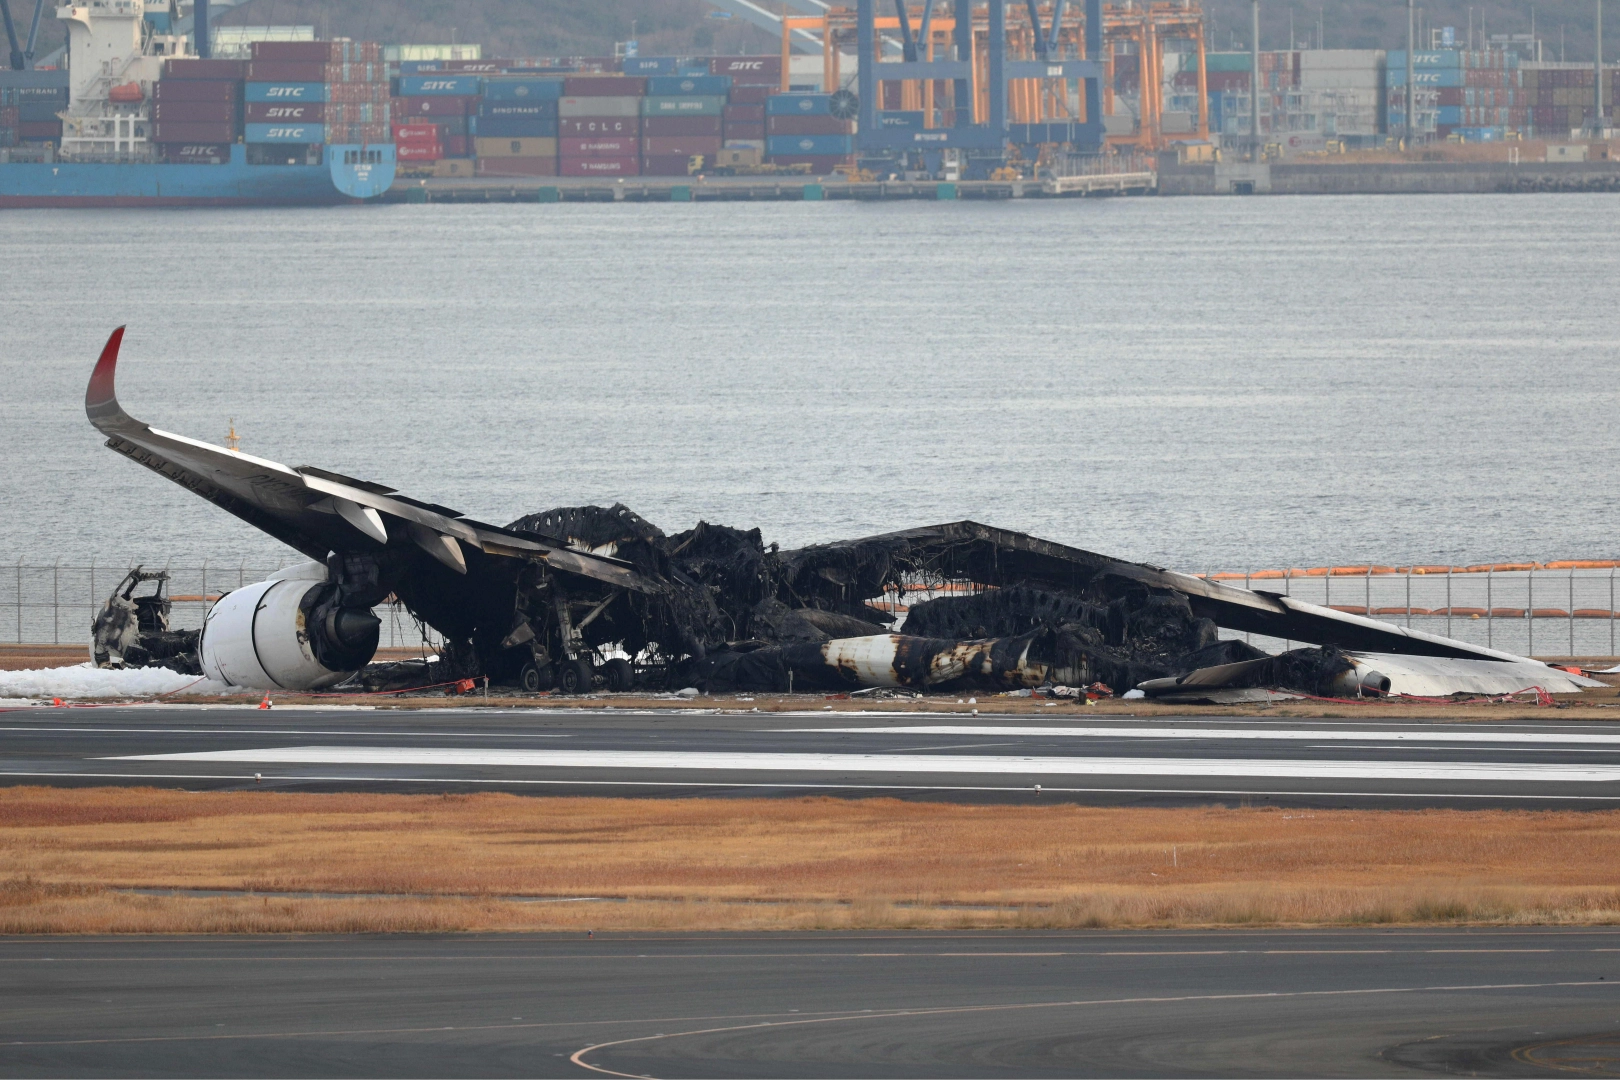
[7, 706, 1620, 806]
[3, 928, 1619, 1077]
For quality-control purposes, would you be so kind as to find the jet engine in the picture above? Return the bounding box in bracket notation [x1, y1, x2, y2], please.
[198, 562, 380, 690]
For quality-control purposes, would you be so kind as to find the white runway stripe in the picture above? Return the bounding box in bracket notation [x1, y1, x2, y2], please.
[111, 746, 1620, 783]
[785, 725, 1620, 745]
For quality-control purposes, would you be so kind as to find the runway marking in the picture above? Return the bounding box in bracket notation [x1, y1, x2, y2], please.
[12, 770, 1620, 801]
[0, 725, 575, 739]
[789, 725, 1620, 746]
[107, 746, 1620, 783]
[567, 979, 1620, 1078]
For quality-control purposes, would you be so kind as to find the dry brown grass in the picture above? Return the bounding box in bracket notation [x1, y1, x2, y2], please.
[6, 788, 1620, 933]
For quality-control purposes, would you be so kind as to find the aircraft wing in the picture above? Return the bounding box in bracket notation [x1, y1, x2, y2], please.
[85, 327, 656, 593]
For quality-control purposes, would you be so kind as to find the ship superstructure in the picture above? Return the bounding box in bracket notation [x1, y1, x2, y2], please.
[55, 0, 192, 158]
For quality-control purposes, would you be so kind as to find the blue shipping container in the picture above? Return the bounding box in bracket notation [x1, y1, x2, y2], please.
[876, 110, 924, 129]
[397, 61, 441, 74]
[766, 93, 833, 116]
[245, 82, 329, 103]
[646, 74, 732, 96]
[397, 74, 483, 96]
[471, 115, 559, 138]
[622, 57, 680, 75]
[479, 100, 559, 119]
[1386, 68, 1466, 87]
[482, 78, 565, 102]
[245, 122, 324, 143]
[767, 133, 853, 155]
[677, 66, 711, 77]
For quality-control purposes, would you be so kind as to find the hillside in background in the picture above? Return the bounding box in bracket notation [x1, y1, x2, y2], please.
[16, 1, 1609, 68]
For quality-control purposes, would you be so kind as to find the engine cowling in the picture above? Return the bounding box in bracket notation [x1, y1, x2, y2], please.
[199, 562, 380, 690]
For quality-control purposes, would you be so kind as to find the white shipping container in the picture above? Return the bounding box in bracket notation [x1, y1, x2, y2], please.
[558, 96, 642, 118]
[1299, 49, 1385, 70]
[1301, 70, 1384, 90]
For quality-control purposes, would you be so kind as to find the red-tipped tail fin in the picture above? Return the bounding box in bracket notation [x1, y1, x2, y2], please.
[85, 327, 127, 428]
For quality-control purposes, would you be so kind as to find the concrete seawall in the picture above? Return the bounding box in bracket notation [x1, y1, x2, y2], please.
[1160, 159, 1620, 196]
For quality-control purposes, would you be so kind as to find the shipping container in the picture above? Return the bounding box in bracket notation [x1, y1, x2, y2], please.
[163, 58, 247, 80]
[765, 93, 833, 116]
[432, 115, 469, 136]
[154, 79, 240, 102]
[157, 142, 232, 163]
[443, 135, 470, 156]
[728, 85, 771, 105]
[245, 82, 329, 103]
[641, 114, 722, 136]
[16, 119, 60, 139]
[723, 103, 765, 122]
[325, 122, 389, 144]
[149, 100, 235, 123]
[709, 56, 781, 83]
[393, 122, 441, 143]
[766, 133, 854, 155]
[767, 114, 852, 134]
[438, 60, 504, 72]
[721, 139, 765, 152]
[1386, 68, 1467, 87]
[723, 123, 767, 142]
[16, 100, 63, 122]
[643, 134, 722, 156]
[763, 154, 850, 172]
[474, 136, 557, 157]
[479, 100, 558, 119]
[646, 74, 732, 97]
[244, 101, 321, 122]
[245, 121, 324, 143]
[396, 141, 443, 161]
[472, 115, 558, 137]
[643, 94, 725, 116]
[558, 95, 642, 118]
[245, 61, 328, 83]
[476, 155, 557, 176]
[327, 82, 389, 104]
[482, 77, 566, 102]
[643, 153, 700, 175]
[562, 75, 647, 97]
[150, 120, 236, 142]
[559, 134, 637, 156]
[557, 116, 641, 135]
[558, 155, 640, 175]
[399, 95, 473, 116]
[397, 75, 483, 96]
[249, 41, 344, 63]
[875, 110, 924, 128]
[622, 56, 680, 76]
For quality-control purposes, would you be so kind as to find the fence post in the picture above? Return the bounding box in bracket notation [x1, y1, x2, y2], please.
[1284, 569, 1292, 650]
[52, 557, 60, 644]
[1446, 566, 1452, 638]
[1529, 566, 1535, 657]
[15, 559, 21, 644]
[1570, 566, 1576, 658]
[1365, 565, 1371, 618]
[200, 560, 208, 630]
[1611, 567, 1615, 658]
[1486, 566, 1493, 648]
[1405, 567, 1411, 628]
[1244, 569, 1251, 645]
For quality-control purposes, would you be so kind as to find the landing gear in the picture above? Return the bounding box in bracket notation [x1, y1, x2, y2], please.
[557, 657, 596, 694]
[602, 657, 635, 692]
[519, 661, 552, 693]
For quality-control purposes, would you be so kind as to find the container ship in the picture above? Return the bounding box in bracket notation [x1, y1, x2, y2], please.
[0, 0, 392, 208]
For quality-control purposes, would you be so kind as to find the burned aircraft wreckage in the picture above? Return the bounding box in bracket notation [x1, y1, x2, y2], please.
[84, 329, 1598, 699]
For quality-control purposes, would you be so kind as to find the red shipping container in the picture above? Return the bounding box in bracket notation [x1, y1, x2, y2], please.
[723, 123, 767, 142]
[245, 101, 324, 122]
[393, 122, 441, 143]
[163, 58, 246, 80]
[396, 142, 443, 160]
[559, 135, 636, 156]
[443, 135, 470, 157]
[245, 60, 326, 82]
[643, 135, 722, 156]
[768, 115, 853, 135]
[251, 41, 344, 62]
[159, 142, 232, 162]
[477, 156, 557, 176]
[558, 116, 640, 136]
[641, 115, 721, 136]
[152, 120, 238, 142]
[563, 75, 646, 97]
[17, 120, 61, 138]
[642, 154, 698, 176]
[765, 154, 851, 172]
[558, 155, 640, 175]
[400, 95, 474, 116]
[709, 56, 781, 84]
[723, 104, 764, 122]
[154, 78, 240, 102]
[153, 100, 237, 122]
[729, 85, 772, 105]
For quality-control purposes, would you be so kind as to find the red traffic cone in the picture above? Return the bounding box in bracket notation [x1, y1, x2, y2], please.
[51, 698, 63, 707]
[258, 694, 272, 710]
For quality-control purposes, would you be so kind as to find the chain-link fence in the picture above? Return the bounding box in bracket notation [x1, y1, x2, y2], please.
[1, 561, 439, 651]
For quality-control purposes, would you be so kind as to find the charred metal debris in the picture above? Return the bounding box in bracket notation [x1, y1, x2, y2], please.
[90, 567, 200, 674]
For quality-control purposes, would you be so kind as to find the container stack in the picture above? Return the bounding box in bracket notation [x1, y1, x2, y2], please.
[392, 73, 481, 168]
[558, 75, 645, 177]
[641, 73, 729, 176]
[474, 77, 561, 176]
[0, 101, 15, 148]
[1387, 50, 1523, 141]
[243, 41, 388, 164]
[765, 94, 854, 172]
[4, 81, 67, 148]
[1521, 65, 1620, 136]
[154, 58, 244, 163]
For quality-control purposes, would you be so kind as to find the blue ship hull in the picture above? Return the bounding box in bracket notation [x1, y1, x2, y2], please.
[0, 143, 395, 207]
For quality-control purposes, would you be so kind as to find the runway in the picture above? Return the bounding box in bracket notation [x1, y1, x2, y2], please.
[3, 929, 1619, 1077]
[5, 707, 1620, 806]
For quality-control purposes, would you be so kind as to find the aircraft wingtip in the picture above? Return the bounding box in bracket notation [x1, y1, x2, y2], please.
[85, 327, 126, 422]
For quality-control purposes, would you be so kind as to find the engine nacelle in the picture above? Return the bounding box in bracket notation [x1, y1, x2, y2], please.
[199, 562, 380, 690]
